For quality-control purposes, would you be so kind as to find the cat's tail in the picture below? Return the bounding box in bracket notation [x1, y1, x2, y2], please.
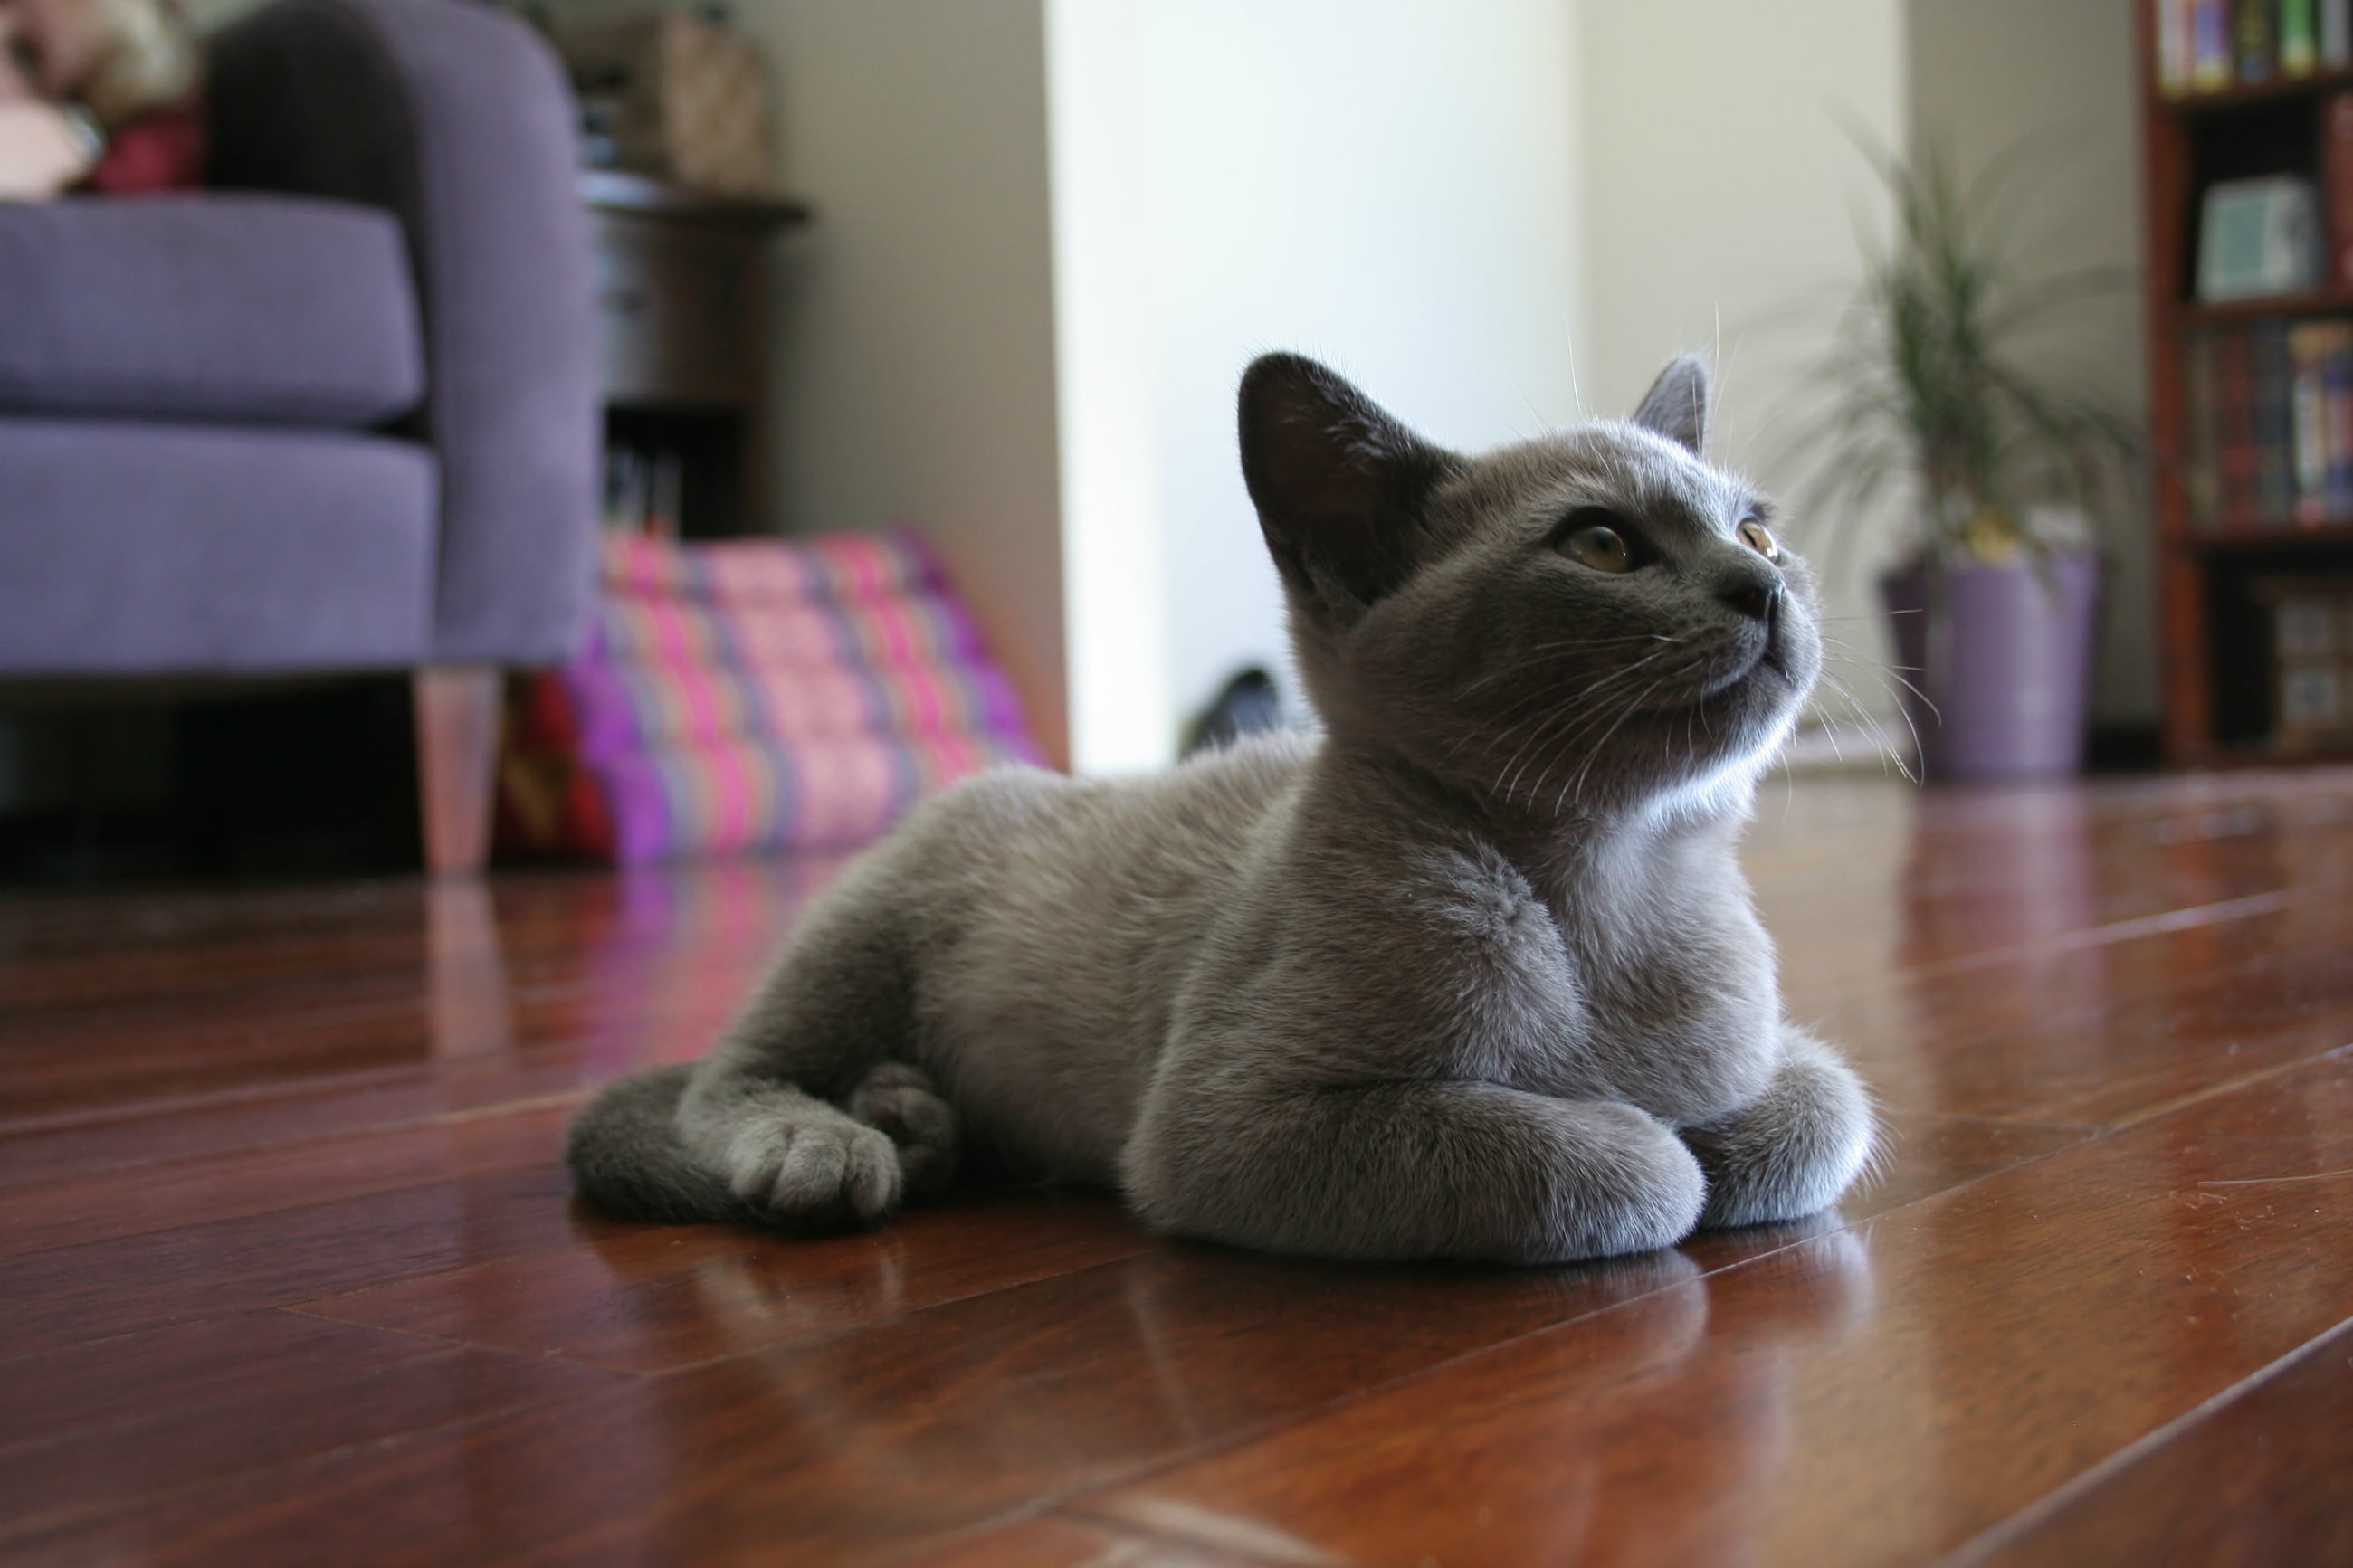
[565, 1064, 751, 1225]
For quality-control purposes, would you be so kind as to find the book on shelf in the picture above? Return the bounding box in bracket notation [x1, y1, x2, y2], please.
[2286, 0, 2321, 71]
[2158, 0, 2352, 93]
[602, 443, 686, 537]
[2239, 0, 2279, 81]
[2197, 175, 2322, 300]
[2252, 573, 2353, 750]
[2187, 90, 2353, 296]
[2254, 321, 2296, 518]
[2184, 317, 2353, 533]
[2324, 91, 2353, 283]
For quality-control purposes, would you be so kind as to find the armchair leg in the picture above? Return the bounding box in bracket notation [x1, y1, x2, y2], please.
[414, 666, 501, 876]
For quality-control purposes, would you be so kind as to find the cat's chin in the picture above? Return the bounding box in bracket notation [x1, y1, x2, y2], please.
[1657, 645, 1804, 725]
[1674, 665, 1810, 768]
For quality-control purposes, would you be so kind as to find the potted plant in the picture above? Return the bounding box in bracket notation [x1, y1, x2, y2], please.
[1805, 142, 2140, 781]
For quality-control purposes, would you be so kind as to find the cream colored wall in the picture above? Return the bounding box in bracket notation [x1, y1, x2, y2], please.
[737, 0, 1070, 765]
[1907, 0, 2154, 727]
[1047, 0, 1588, 773]
[475, 0, 2144, 769]
[1577, 0, 1911, 727]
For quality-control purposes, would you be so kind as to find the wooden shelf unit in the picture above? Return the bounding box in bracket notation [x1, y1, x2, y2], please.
[582, 172, 811, 539]
[2139, 10, 2353, 765]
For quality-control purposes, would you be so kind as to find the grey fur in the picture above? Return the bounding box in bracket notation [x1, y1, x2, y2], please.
[567, 352, 1875, 1264]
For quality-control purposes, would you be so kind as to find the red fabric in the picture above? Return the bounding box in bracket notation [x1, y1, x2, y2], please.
[87, 104, 205, 194]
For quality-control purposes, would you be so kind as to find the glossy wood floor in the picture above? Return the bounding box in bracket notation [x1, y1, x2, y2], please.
[2, 771, 2350, 1567]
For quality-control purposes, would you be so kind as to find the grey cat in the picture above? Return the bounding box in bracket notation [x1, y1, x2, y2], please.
[567, 352, 1874, 1264]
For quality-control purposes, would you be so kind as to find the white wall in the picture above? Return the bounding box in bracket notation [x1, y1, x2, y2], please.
[1907, 0, 2154, 727]
[1577, 0, 1911, 725]
[1048, 0, 1587, 774]
[730, 0, 1072, 765]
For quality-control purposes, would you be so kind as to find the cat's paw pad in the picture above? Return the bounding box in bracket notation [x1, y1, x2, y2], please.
[848, 1061, 959, 1198]
[723, 1117, 901, 1228]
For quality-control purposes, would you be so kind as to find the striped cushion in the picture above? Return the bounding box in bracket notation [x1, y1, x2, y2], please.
[595, 591, 988, 672]
[600, 527, 941, 603]
[518, 650, 1029, 758]
[508, 731, 1034, 864]
[502, 527, 1042, 864]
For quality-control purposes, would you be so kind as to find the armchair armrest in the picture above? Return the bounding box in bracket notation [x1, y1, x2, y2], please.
[206, 0, 598, 665]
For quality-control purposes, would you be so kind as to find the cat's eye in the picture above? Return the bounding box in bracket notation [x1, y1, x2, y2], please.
[1559, 517, 1637, 574]
[1739, 518, 1782, 563]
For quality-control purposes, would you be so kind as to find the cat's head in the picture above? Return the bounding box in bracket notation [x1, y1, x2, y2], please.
[1238, 352, 1819, 822]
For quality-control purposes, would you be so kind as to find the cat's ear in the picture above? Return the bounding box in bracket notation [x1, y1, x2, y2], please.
[1630, 355, 1710, 455]
[1237, 353, 1461, 621]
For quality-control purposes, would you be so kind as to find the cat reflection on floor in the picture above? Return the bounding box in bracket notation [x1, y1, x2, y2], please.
[568, 352, 1875, 1264]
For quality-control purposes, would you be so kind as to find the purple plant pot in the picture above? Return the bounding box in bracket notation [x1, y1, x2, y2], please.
[1878, 554, 2100, 782]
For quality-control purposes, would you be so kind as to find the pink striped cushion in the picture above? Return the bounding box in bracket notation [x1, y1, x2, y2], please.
[601, 527, 941, 604]
[557, 655, 1029, 757]
[504, 527, 1043, 864]
[596, 590, 987, 672]
[588, 731, 1032, 863]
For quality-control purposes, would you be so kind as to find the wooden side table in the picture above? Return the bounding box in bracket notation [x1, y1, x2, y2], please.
[582, 170, 810, 537]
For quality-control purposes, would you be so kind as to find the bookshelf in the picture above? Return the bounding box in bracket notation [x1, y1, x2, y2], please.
[2141, 5, 2353, 763]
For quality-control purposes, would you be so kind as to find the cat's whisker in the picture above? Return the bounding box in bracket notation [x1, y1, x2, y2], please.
[1466, 674, 1615, 783]
[1862, 662, 1939, 719]
[1462, 654, 1659, 743]
[1442, 645, 1681, 763]
[1503, 686, 1640, 807]
[1481, 649, 1682, 791]
[1453, 633, 1686, 698]
[1569, 677, 1671, 810]
[1553, 675, 1667, 816]
[1818, 637, 1926, 682]
[1812, 670, 1920, 784]
[1818, 656, 1939, 754]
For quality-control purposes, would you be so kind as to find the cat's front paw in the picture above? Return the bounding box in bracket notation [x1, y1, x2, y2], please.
[1683, 1028, 1873, 1229]
[722, 1115, 902, 1229]
[848, 1060, 959, 1198]
[1548, 1100, 1709, 1259]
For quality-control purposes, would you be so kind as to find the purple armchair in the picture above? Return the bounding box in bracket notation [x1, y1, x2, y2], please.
[0, 0, 598, 872]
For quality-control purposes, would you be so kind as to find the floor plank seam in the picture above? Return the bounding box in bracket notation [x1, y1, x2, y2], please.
[0, 1160, 577, 1269]
[0, 1061, 436, 1139]
[268, 1303, 606, 1366]
[1927, 1310, 2353, 1568]
[1050, 1498, 1334, 1567]
[0, 1379, 628, 1549]
[1022, 1125, 2142, 1546]
[1041, 1505, 1312, 1568]
[470, 1240, 1167, 1380]
[94, 1108, 2106, 1386]
[1897, 1112, 2107, 1133]
[2093, 1041, 2353, 1134]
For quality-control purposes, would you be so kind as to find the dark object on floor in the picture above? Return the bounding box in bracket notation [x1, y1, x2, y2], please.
[1181, 667, 1284, 758]
[0, 680, 424, 885]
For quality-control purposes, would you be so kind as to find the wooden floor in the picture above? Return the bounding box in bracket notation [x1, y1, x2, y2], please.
[1, 771, 2350, 1567]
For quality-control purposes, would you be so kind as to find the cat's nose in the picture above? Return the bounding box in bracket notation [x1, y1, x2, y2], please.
[1720, 574, 1783, 623]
